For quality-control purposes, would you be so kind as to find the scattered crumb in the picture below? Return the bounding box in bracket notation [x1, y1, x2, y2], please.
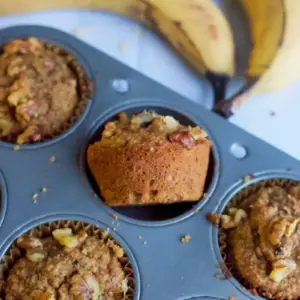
[112, 214, 118, 220]
[194, 208, 199, 213]
[73, 26, 88, 37]
[137, 235, 142, 240]
[206, 213, 220, 226]
[270, 110, 276, 117]
[229, 297, 237, 300]
[118, 42, 128, 52]
[41, 187, 47, 193]
[13, 145, 20, 151]
[49, 155, 56, 163]
[32, 193, 39, 200]
[243, 175, 250, 182]
[180, 235, 191, 243]
[143, 241, 147, 245]
[112, 227, 117, 231]
[93, 193, 98, 198]
[32, 199, 38, 204]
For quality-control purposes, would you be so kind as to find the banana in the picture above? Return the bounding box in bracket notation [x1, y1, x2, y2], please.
[238, 0, 284, 78]
[0, 0, 235, 77]
[229, 0, 300, 114]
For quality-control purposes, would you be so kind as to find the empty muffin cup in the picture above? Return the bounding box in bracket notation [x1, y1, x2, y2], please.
[0, 38, 91, 144]
[219, 178, 300, 300]
[0, 220, 135, 300]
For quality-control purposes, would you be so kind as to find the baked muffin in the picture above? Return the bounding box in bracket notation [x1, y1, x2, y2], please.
[221, 185, 300, 299]
[2, 228, 127, 300]
[87, 110, 211, 206]
[0, 38, 89, 144]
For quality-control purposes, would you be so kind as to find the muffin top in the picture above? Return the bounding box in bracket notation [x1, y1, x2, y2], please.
[0, 38, 88, 144]
[221, 185, 300, 299]
[98, 110, 209, 149]
[2, 228, 127, 300]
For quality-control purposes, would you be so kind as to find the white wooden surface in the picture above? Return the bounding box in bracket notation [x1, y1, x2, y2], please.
[0, 10, 299, 160]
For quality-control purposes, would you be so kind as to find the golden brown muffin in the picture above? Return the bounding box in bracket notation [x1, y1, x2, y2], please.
[221, 185, 300, 300]
[0, 38, 89, 144]
[3, 228, 127, 300]
[87, 110, 211, 206]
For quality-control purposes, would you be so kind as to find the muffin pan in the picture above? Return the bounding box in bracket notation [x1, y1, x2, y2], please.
[0, 25, 300, 300]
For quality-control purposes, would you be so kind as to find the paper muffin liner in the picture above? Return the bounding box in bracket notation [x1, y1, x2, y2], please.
[219, 178, 300, 300]
[0, 220, 135, 300]
[46, 43, 92, 137]
[0, 39, 91, 143]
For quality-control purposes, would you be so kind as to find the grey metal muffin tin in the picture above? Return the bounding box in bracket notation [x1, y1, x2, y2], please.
[0, 25, 299, 300]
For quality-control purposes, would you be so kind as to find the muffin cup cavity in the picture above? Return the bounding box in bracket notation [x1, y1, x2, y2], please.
[219, 178, 300, 300]
[0, 220, 135, 300]
[0, 37, 92, 148]
[85, 105, 219, 224]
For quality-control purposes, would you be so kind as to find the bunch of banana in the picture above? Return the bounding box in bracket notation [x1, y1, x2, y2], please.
[0, 0, 235, 77]
[0, 0, 299, 116]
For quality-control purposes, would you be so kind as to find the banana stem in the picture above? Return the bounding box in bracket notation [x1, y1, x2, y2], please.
[207, 73, 229, 118]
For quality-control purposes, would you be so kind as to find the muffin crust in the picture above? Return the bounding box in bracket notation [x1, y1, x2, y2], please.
[3, 229, 127, 300]
[224, 185, 300, 299]
[0, 38, 88, 144]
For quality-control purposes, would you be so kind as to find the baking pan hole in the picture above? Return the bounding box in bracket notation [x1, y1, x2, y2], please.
[112, 78, 130, 94]
[0, 37, 92, 147]
[218, 178, 300, 299]
[86, 106, 218, 222]
[230, 143, 247, 159]
[0, 219, 136, 300]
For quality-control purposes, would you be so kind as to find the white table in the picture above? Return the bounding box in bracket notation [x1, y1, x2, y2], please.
[1, 10, 299, 160]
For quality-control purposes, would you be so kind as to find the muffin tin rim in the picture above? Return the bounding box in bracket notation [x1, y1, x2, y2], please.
[0, 30, 94, 149]
[0, 213, 141, 300]
[211, 170, 300, 300]
[0, 170, 7, 229]
[81, 98, 220, 227]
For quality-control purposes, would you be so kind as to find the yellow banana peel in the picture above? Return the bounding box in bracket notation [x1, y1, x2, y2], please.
[231, 0, 300, 113]
[0, 0, 235, 77]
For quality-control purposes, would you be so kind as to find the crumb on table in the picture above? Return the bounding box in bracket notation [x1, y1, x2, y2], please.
[49, 155, 56, 163]
[180, 235, 191, 243]
[206, 212, 220, 226]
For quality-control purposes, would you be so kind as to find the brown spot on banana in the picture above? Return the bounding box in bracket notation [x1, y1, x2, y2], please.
[188, 3, 218, 40]
[126, 5, 144, 18]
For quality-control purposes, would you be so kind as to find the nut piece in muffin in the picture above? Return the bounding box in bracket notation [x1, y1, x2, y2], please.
[3, 228, 127, 300]
[0, 38, 89, 144]
[87, 110, 211, 206]
[223, 185, 300, 299]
